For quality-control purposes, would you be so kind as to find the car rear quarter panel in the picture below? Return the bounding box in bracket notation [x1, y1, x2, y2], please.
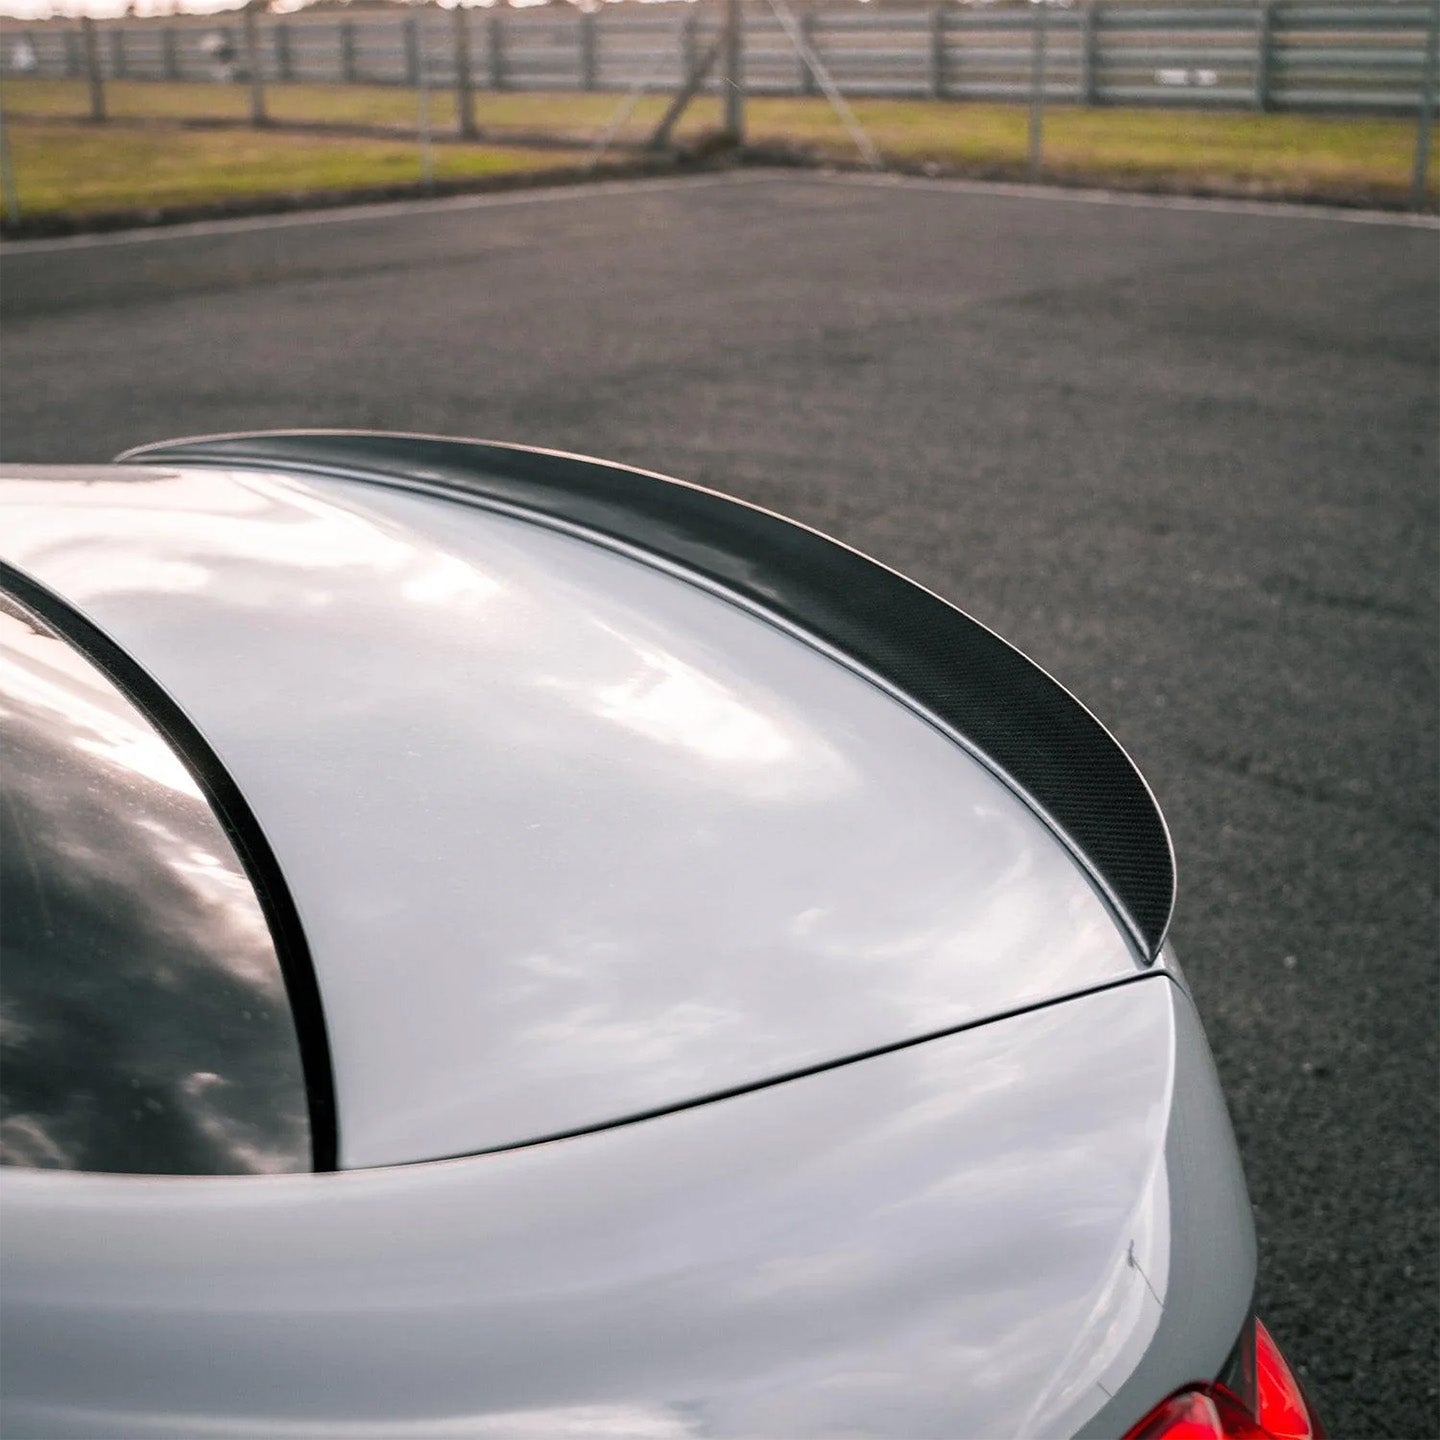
[0, 976, 1254, 1440]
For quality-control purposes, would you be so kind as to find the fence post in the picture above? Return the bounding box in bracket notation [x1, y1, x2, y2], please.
[579, 11, 598, 91]
[1080, 0, 1098, 106]
[340, 19, 357, 84]
[0, 107, 19, 226]
[403, 13, 420, 88]
[680, 8, 698, 89]
[453, 5, 476, 138]
[722, 0, 744, 142]
[681, 8, 697, 79]
[949, 5, 963, 98]
[929, 3, 947, 99]
[1028, 0, 1049, 180]
[109, 26, 126, 80]
[412, 8, 434, 190]
[162, 24, 179, 81]
[274, 21, 292, 83]
[242, 7, 268, 123]
[487, 12, 506, 91]
[800, 7, 817, 95]
[81, 17, 105, 121]
[1412, 0, 1438, 211]
[1254, 0, 1273, 111]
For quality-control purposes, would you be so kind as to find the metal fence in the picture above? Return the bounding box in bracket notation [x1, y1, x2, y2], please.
[3, 2, 1436, 113]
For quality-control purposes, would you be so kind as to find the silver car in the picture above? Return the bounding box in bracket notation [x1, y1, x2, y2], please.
[0, 432, 1324, 1440]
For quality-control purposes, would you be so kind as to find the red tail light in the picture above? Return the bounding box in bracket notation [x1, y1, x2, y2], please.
[1251, 1319, 1320, 1440]
[1120, 1317, 1325, 1440]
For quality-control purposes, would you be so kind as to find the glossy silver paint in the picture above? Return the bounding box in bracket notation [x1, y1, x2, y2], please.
[0, 976, 1255, 1440]
[0, 594, 309, 1175]
[1, 465, 1151, 1169]
[118, 430, 1179, 962]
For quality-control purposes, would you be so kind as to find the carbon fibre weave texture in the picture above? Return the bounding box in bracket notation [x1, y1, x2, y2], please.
[120, 431, 1176, 959]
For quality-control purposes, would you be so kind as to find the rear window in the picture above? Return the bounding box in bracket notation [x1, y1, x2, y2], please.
[0, 589, 312, 1174]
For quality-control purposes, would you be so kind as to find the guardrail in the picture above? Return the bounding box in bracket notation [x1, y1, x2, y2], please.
[2, 2, 1435, 114]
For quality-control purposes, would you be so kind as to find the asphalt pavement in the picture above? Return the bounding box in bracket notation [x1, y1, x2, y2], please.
[3, 172, 1437, 1439]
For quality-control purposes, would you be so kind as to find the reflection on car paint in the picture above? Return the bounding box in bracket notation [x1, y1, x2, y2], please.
[0, 593, 311, 1175]
[0, 467, 1146, 1169]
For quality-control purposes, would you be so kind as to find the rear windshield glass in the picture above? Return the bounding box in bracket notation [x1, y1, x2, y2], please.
[0, 591, 312, 1175]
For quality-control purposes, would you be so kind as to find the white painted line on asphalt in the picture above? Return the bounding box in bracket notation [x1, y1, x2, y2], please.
[806, 169, 1440, 229]
[0, 170, 773, 255]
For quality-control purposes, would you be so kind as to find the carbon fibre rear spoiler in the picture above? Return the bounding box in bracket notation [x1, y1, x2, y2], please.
[119, 430, 1176, 960]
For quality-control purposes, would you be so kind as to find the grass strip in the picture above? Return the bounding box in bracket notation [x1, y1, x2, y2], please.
[1, 118, 591, 217]
[745, 97, 1437, 205]
[3, 79, 1434, 208]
